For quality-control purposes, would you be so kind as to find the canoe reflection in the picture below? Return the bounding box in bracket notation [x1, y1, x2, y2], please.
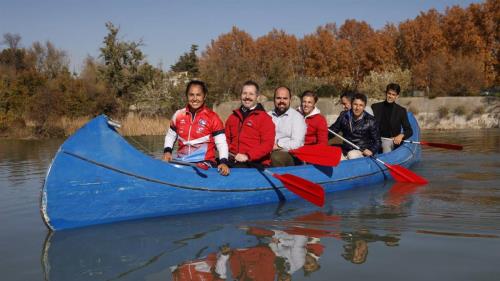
[42, 182, 418, 281]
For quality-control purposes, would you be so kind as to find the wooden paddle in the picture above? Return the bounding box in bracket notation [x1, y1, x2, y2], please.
[329, 129, 428, 184]
[289, 145, 342, 166]
[381, 137, 463, 150]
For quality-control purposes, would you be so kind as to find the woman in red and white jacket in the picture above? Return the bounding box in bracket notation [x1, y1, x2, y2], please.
[298, 91, 328, 146]
[162, 80, 230, 176]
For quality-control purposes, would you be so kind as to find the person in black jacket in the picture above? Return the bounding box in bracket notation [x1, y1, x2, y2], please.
[329, 93, 381, 160]
[372, 83, 413, 153]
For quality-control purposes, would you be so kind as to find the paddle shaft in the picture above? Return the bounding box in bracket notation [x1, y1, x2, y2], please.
[169, 159, 208, 170]
[381, 137, 417, 144]
[381, 137, 462, 150]
[328, 129, 387, 166]
[329, 129, 428, 184]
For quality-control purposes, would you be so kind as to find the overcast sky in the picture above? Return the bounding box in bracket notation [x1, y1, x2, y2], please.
[0, 0, 481, 72]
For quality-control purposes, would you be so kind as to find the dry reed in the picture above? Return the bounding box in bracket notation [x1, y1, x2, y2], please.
[119, 115, 169, 136]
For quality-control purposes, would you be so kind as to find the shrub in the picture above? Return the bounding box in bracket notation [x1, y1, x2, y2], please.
[453, 105, 466, 116]
[359, 68, 412, 99]
[408, 105, 419, 115]
[473, 106, 485, 115]
[437, 106, 449, 118]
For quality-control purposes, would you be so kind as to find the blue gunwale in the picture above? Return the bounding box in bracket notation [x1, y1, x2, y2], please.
[41, 113, 421, 231]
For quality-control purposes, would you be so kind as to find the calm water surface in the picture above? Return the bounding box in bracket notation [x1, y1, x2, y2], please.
[0, 130, 499, 281]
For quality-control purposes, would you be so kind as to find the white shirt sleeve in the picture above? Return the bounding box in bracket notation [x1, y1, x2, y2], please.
[163, 127, 177, 150]
[164, 111, 180, 150]
[215, 253, 230, 279]
[214, 133, 229, 160]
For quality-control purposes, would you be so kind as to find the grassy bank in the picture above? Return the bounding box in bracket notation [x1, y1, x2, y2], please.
[0, 115, 169, 139]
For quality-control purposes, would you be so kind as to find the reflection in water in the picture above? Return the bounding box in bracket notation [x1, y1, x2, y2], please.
[340, 229, 400, 264]
[171, 225, 327, 281]
[42, 183, 411, 281]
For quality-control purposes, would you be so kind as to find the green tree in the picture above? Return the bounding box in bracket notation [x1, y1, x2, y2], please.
[171, 44, 199, 76]
[98, 22, 148, 108]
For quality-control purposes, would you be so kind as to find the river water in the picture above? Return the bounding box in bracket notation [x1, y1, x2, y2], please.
[0, 130, 499, 281]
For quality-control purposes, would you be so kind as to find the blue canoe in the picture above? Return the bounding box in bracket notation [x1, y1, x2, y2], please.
[41, 113, 422, 230]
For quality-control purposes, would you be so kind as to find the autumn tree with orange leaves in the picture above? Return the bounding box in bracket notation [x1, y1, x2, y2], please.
[198, 26, 257, 104]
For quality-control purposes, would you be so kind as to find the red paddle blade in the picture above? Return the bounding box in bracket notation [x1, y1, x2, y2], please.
[385, 182, 424, 206]
[273, 173, 325, 207]
[385, 163, 428, 184]
[289, 145, 342, 166]
[420, 141, 463, 150]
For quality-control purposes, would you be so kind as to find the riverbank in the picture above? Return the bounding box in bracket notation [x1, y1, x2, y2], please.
[1, 97, 498, 139]
[0, 115, 169, 139]
[214, 96, 500, 130]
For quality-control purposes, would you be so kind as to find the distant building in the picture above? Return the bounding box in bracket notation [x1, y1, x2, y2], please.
[169, 71, 190, 86]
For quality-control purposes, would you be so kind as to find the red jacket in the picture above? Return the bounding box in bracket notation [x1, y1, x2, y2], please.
[225, 104, 275, 165]
[301, 107, 328, 146]
[229, 246, 276, 281]
[169, 105, 225, 163]
[171, 253, 224, 281]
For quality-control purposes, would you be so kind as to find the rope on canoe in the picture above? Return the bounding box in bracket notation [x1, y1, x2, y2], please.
[62, 150, 276, 192]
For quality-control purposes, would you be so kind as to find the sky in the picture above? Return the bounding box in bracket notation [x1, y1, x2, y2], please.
[0, 0, 482, 72]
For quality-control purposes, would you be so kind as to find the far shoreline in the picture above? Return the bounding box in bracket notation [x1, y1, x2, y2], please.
[1, 96, 498, 140]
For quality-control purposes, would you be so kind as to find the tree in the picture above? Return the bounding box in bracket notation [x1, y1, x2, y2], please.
[442, 5, 485, 56]
[338, 19, 375, 85]
[255, 29, 299, 89]
[398, 9, 447, 69]
[171, 44, 199, 77]
[198, 26, 257, 104]
[30, 41, 70, 79]
[467, 0, 499, 85]
[2, 33, 21, 50]
[99, 22, 148, 106]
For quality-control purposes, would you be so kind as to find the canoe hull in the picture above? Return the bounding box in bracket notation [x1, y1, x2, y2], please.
[41, 114, 421, 230]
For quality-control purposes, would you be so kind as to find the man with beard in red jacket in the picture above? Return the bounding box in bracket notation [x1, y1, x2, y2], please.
[225, 80, 275, 167]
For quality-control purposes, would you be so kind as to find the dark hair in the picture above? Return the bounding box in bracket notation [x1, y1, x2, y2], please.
[386, 83, 401, 95]
[274, 86, 292, 99]
[340, 91, 354, 102]
[352, 93, 367, 105]
[301, 90, 318, 103]
[185, 80, 208, 96]
[242, 80, 260, 93]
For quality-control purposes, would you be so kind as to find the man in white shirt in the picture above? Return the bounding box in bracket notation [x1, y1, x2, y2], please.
[268, 86, 307, 166]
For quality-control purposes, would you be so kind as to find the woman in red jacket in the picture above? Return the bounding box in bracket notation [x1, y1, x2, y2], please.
[298, 91, 328, 146]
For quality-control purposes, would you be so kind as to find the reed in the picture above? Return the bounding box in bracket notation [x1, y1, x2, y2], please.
[51, 115, 169, 137]
[119, 115, 169, 136]
[58, 116, 92, 136]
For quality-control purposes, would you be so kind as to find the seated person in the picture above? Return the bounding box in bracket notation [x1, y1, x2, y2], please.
[329, 93, 380, 160]
[372, 83, 413, 153]
[340, 90, 373, 115]
[298, 90, 328, 145]
[268, 86, 307, 167]
[163, 80, 229, 175]
[225, 80, 275, 168]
